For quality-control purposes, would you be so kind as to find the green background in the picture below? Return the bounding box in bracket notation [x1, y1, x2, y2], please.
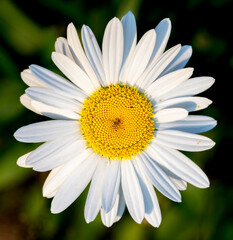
[0, 0, 232, 239]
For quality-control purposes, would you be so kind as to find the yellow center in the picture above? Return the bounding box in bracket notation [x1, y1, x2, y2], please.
[80, 84, 155, 160]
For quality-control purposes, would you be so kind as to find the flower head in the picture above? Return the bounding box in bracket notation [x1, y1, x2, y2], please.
[14, 11, 216, 227]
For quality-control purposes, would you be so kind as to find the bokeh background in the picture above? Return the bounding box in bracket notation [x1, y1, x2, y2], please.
[0, 0, 232, 239]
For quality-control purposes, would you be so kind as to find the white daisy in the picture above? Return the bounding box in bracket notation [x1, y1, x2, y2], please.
[14, 11, 216, 227]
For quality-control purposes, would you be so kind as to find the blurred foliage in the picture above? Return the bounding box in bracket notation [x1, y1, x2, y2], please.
[0, 0, 232, 239]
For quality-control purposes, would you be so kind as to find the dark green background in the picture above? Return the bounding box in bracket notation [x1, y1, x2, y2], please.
[0, 0, 232, 239]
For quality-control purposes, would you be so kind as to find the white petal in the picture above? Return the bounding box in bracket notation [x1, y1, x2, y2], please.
[121, 160, 145, 223]
[137, 153, 181, 202]
[85, 158, 109, 223]
[67, 23, 101, 87]
[154, 163, 187, 191]
[160, 45, 193, 77]
[101, 192, 119, 228]
[51, 155, 99, 213]
[153, 130, 215, 152]
[20, 94, 42, 115]
[169, 175, 187, 191]
[156, 115, 217, 133]
[26, 134, 85, 171]
[137, 44, 181, 89]
[43, 165, 64, 198]
[33, 139, 86, 172]
[121, 11, 137, 66]
[154, 108, 188, 123]
[67, 22, 88, 68]
[14, 120, 79, 143]
[45, 190, 58, 199]
[29, 64, 86, 102]
[102, 160, 121, 212]
[133, 157, 161, 227]
[55, 37, 75, 61]
[43, 149, 93, 199]
[31, 100, 79, 120]
[17, 152, 33, 168]
[147, 144, 210, 188]
[102, 17, 124, 84]
[146, 68, 194, 99]
[161, 77, 215, 100]
[114, 186, 125, 223]
[81, 25, 105, 86]
[147, 18, 171, 67]
[120, 29, 156, 85]
[26, 87, 82, 112]
[52, 52, 95, 94]
[21, 69, 46, 87]
[155, 96, 212, 112]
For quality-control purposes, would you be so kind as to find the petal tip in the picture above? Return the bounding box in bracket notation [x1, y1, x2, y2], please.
[202, 179, 210, 189]
[51, 51, 57, 59]
[163, 18, 171, 24]
[185, 45, 193, 53]
[212, 119, 217, 128]
[157, 18, 171, 30]
[51, 201, 62, 214]
[13, 130, 19, 140]
[50, 208, 59, 214]
[124, 10, 135, 18]
[16, 153, 33, 168]
[67, 22, 75, 29]
[209, 77, 215, 85]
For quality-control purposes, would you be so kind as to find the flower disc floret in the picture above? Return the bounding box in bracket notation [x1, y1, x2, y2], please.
[80, 84, 155, 160]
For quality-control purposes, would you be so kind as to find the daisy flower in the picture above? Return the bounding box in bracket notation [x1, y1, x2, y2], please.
[14, 11, 216, 227]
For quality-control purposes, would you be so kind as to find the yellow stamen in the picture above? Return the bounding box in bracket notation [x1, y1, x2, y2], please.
[80, 84, 155, 160]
